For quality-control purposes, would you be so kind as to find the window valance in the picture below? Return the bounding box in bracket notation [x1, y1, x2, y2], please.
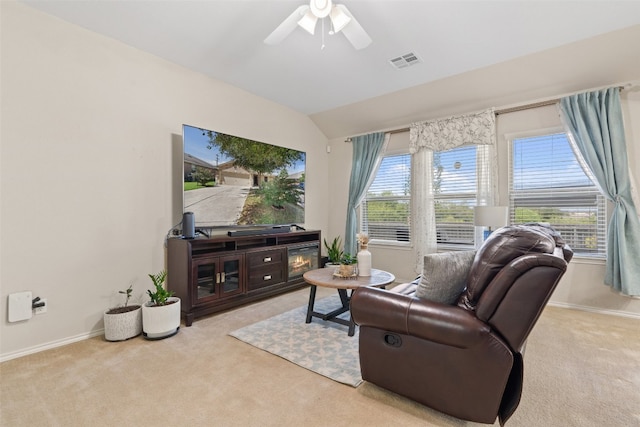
[409, 108, 496, 152]
[409, 108, 497, 274]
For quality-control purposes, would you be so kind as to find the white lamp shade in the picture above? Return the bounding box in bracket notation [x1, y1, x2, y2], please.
[329, 5, 351, 33]
[298, 11, 318, 34]
[474, 206, 509, 229]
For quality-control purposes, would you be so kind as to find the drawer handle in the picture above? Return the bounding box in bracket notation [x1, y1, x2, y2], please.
[263, 275, 272, 281]
[263, 257, 272, 263]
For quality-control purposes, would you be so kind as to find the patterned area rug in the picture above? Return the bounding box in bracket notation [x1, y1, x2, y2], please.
[229, 294, 362, 387]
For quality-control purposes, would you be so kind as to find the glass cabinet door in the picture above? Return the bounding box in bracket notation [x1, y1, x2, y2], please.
[220, 256, 242, 297]
[194, 258, 219, 303]
[192, 255, 244, 304]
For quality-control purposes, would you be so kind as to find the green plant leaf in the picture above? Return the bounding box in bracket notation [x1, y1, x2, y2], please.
[147, 270, 172, 305]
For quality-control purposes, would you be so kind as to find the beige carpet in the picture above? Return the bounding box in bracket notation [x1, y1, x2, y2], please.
[1, 286, 639, 427]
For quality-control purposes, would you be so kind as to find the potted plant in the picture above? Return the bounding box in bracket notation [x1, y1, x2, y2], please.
[323, 236, 344, 268]
[338, 253, 358, 277]
[104, 284, 142, 341]
[142, 270, 181, 340]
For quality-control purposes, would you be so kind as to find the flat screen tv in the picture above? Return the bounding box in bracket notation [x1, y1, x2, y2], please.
[182, 124, 306, 230]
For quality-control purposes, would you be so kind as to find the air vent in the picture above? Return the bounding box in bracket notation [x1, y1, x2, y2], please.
[389, 52, 422, 69]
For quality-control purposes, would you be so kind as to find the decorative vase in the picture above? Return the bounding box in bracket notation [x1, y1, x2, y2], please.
[357, 245, 372, 277]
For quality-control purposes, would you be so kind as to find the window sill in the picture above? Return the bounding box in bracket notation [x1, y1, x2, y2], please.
[437, 243, 476, 252]
[570, 255, 606, 265]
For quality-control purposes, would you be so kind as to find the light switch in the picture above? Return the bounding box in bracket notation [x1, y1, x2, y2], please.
[8, 291, 33, 322]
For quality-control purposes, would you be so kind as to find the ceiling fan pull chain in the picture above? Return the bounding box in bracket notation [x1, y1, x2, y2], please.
[321, 18, 326, 50]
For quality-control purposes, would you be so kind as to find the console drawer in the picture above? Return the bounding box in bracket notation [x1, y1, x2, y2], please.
[246, 249, 284, 269]
[247, 266, 285, 291]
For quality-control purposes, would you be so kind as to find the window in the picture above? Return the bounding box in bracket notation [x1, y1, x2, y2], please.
[434, 145, 478, 246]
[510, 133, 606, 257]
[361, 154, 411, 243]
[362, 146, 482, 247]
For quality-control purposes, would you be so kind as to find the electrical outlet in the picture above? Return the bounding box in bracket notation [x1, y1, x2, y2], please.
[34, 299, 47, 314]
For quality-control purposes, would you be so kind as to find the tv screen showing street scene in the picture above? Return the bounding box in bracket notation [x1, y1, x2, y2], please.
[182, 124, 306, 227]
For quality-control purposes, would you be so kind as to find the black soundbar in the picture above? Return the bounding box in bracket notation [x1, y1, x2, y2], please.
[227, 226, 291, 237]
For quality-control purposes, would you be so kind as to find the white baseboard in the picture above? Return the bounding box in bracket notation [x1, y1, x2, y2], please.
[0, 329, 105, 363]
[547, 301, 640, 320]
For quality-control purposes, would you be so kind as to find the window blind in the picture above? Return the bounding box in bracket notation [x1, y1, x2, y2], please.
[434, 145, 478, 246]
[509, 133, 606, 256]
[361, 154, 411, 243]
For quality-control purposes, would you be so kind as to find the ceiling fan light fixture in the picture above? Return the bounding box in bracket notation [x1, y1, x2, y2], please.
[309, 0, 332, 18]
[329, 5, 351, 33]
[297, 10, 318, 35]
[265, 1, 370, 50]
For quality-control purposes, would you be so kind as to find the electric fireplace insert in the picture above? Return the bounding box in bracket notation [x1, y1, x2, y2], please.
[287, 243, 319, 280]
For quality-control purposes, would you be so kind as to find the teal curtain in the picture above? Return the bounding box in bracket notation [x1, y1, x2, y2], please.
[560, 88, 640, 296]
[344, 133, 387, 255]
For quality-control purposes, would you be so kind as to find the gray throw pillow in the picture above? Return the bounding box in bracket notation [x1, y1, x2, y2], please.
[416, 250, 477, 304]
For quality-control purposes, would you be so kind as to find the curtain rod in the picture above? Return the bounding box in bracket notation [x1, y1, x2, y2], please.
[495, 84, 626, 115]
[345, 84, 630, 141]
[495, 99, 559, 115]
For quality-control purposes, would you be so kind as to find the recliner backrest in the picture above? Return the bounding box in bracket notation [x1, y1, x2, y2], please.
[457, 225, 557, 311]
[476, 252, 568, 351]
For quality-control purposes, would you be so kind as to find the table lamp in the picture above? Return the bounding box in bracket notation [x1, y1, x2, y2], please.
[474, 206, 509, 241]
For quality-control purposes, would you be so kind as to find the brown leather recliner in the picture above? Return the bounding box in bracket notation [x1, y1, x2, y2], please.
[351, 224, 573, 425]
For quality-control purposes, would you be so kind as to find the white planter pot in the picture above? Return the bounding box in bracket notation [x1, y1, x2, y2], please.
[104, 305, 142, 341]
[142, 297, 181, 340]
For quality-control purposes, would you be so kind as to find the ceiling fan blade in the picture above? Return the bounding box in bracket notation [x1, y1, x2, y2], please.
[335, 4, 372, 50]
[264, 5, 310, 45]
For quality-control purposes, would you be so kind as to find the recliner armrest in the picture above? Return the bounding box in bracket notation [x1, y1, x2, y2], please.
[351, 287, 491, 349]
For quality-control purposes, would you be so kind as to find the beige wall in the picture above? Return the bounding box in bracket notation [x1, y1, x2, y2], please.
[0, 3, 329, 360]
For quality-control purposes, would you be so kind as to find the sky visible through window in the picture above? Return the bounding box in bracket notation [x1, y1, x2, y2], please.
[368, 154, 410, 196]
[435, 146, 476, 194]
[513, 133, 593, 190]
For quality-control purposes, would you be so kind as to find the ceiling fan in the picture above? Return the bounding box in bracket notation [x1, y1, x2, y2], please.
[264, 0, 372, 50]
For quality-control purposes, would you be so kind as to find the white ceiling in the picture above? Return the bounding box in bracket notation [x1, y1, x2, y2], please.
[21, 1, 640, 118]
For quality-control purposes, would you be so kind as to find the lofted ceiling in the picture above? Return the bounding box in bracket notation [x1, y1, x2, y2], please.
[20, 1, 640, 137]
